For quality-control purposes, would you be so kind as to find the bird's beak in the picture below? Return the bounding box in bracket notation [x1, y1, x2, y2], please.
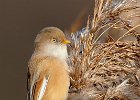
[63, 39, 71, 44]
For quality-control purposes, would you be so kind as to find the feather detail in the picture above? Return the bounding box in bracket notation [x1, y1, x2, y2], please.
[30, 74, 37, 100]
[38, 76, 49, 100]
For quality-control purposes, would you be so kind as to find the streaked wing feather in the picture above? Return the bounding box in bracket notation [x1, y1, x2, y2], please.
[29, 74, 49, 100]
[38, 76, 49, 100]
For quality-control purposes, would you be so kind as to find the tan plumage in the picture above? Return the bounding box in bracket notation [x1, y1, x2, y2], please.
[27, 27, 70, 100]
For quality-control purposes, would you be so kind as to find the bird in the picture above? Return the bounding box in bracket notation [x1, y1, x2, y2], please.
[27, 27, 70, 100]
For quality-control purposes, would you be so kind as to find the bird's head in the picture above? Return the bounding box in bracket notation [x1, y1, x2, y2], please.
[34, 27, 70, 60]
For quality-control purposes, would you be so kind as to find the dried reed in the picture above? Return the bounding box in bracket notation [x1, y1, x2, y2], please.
[68, 0, 140, 100]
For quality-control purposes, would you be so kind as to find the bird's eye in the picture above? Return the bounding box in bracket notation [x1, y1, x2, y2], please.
[52, 38, 57, 42]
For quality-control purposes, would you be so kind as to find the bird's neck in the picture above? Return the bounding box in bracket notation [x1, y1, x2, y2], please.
[33, 43, 68, 60]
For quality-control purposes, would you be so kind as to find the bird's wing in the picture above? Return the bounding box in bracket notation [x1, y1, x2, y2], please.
[28, 71, 49, 100]
[37, 76, 49, 100]
[27, 58, 50, 100]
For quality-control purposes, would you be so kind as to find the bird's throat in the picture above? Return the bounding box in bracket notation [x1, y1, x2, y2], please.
[35, 43, 68, 60]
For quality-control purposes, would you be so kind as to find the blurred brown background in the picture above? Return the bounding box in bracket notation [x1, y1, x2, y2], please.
[0, 0, 93, 99]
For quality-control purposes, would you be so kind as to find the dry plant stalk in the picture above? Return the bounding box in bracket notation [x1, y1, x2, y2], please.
[68, 0, 140, 100]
